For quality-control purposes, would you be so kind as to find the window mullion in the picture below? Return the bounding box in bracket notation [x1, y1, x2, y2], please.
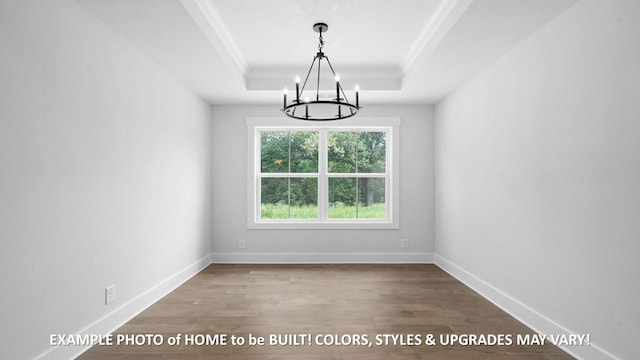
[287, 131, 292, 219]
[318, 129, 328, 221]
[255, 128, 262, 222]
[385, 129, 391, 222]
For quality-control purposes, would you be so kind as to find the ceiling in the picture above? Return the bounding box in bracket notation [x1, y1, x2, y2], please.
[75, 0, 578, 105]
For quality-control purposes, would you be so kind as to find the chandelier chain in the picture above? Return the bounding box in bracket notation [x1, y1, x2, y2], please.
[318, 27, 325, 53]
[316, 54, 321, 101]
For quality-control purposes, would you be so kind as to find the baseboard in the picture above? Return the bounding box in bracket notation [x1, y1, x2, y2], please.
[434, 254, 620, 360]
[38, 253, 616, 359]
[34, 253, 213, 360]
[211, 252, 434, 264]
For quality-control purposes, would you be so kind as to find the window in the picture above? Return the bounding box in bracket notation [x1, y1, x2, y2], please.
[247, 117, 399, 229]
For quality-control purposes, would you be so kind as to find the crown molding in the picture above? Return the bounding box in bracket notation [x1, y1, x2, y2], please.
[179, 0, 247, 74]
[401, 0, 474, 73]
[180, 0, 473, 92]
[245, 66, 403, 91]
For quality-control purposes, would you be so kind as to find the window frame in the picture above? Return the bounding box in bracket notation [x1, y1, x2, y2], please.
[247, 117, 400, 229]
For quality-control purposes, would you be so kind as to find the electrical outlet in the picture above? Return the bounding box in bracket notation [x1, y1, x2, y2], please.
[105, 285, 115, 305]
[239, 239, 245, 249]
[401, 238, 409, 248]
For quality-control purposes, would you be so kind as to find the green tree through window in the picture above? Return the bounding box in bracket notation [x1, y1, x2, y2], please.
[327, 131, 386, 218]
[260, 131, 319, 219]
[259, 129, 387, 221]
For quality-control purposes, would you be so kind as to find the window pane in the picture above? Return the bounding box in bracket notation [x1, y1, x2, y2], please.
[329, 177, 385, 219]
[261, 132, 289, 173]
[261, 177, 317, 219]
[328, 131, 386, 173]
[260, 178, 289, 218]
[261, 131, 318, 173]
[328, 132, 357, 173]
[357, 178, 386, 218]
[289, 178, 318, 218]
[328, 178, 357, 218]
[357, 132, 386, 173]
[290, 131, 318, 173]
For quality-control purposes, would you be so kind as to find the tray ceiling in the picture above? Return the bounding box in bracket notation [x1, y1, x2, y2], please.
[75, 0, 578, 105]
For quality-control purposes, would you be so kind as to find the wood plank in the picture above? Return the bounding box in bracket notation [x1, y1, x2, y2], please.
[78, 264, 573, 359]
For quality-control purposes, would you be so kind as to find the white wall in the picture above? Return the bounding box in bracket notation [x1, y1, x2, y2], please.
[434, 0, 640, 359]
[211, 105, 434, 263]
[0, 0, 212, 359]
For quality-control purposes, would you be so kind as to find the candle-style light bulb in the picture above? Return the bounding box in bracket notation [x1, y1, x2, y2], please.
[335, 74, 340, 101]
[305, 97, 309, 119]
[283, 87, 287, 108]
[295, 75, 300, 102]
[354, 84, 360, 108]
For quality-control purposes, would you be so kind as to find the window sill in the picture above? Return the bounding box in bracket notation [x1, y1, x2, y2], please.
[247, 221, 399, 230]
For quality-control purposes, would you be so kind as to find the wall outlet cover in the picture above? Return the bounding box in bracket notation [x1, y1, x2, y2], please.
[105, 285, 115, 305]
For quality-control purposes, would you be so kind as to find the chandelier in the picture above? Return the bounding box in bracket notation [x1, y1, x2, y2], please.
[282, 23, 360, 121]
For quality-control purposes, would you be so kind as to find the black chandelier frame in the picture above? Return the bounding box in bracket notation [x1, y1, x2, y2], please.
[282, 23, 360, 121]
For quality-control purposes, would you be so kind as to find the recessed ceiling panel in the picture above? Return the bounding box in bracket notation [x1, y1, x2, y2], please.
[75, 0, 579, 104]
[207, 0, 443, 68]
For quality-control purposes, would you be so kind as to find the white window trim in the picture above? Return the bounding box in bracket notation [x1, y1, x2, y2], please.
[246, 117, 400, 229]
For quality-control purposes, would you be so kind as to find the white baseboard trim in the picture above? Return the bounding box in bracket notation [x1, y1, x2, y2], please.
[211, 252, 434, 264]
[434, 254, 620, 360]
[38, 253, 616, 359]
[34, 253, 213, 360]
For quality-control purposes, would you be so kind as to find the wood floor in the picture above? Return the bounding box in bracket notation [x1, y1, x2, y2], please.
[78, 264, 573, 359]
